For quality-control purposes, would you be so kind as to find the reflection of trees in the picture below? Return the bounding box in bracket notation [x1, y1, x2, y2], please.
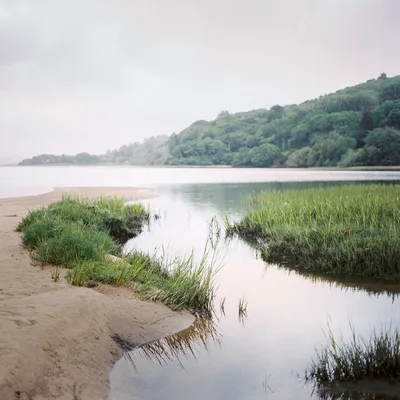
[125, 317, 222, 371]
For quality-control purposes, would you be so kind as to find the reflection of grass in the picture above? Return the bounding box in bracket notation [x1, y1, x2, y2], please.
[297, 271, 400, 301]
[127, 317, 222, 370]
[238, 296, 248, 316]
[316, 390, 399, 400]
[228, 185, 400, 281]
[305, 325, 400, 388]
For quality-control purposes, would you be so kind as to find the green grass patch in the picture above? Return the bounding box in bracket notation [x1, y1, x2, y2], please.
[305, 326, 400, 386]
[65, 247, 218, 314]
[228, 184, 400, 281]
[18, 195, 217, 313]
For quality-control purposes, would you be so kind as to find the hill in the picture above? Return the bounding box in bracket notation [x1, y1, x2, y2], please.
[20, 73, 400, 167]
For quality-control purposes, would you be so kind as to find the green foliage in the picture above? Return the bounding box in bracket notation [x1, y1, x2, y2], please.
[364, 127, 400, 165]
[229, 185, 400, 281]
[19, 75, 400, 168]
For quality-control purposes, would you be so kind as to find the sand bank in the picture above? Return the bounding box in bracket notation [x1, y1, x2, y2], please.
[0, 188, 194, 400]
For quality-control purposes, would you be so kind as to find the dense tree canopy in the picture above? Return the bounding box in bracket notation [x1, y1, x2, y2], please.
[20, 74, 400, 167]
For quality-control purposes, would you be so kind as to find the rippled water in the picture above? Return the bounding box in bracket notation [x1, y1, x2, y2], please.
[2, 167, 400, 399]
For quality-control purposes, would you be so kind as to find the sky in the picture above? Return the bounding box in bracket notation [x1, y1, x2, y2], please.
[1, 0, 400, 163]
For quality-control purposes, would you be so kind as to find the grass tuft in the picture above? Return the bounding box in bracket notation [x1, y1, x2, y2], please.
[229, 184, 400, 281]
[50, 267, 62, 282]
[305, 325, 400, 387]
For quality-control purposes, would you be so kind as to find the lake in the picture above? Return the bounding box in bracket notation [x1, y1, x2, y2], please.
[2, 166, 400, 400]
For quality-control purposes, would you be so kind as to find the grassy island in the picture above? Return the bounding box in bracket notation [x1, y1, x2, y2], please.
[228, 184, 400, 281]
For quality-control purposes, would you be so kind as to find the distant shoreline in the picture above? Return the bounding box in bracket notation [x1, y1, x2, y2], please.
[2, 164, 234, 168]
[3, 164, 400, 171]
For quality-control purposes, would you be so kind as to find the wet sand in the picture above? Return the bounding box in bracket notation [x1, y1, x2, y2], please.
[0, 188, 194, 400]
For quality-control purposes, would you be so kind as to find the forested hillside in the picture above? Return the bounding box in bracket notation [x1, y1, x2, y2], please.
[20, 74, 400, 167]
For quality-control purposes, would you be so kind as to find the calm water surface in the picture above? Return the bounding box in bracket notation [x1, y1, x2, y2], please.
[2, 167, 400, 399]
[117, 183, 400, 400]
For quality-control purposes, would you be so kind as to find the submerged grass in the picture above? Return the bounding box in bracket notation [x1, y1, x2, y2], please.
[228, 185, 400, 281]
[18, 195, 217, 313]
[306, 325, 400, 387]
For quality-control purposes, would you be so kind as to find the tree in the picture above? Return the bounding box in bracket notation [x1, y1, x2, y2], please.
[311, 133, 356, 166]
[363, 127, 400, 165]
[286, 147, 314, 167]
[249, 144, 281, 167]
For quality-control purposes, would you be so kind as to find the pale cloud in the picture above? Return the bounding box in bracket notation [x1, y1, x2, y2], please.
[1, 0, 399, 162]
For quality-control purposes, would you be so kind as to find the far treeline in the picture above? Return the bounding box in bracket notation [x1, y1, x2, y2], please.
[20, 73, 400, 168]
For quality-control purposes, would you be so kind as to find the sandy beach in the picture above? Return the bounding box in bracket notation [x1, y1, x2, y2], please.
[0, 188, 194, 400]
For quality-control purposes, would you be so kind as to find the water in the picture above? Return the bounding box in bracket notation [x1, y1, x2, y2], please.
[1, 165, 400, 198]
[115, 182, 400, 400]
[2, 167, 400, 399]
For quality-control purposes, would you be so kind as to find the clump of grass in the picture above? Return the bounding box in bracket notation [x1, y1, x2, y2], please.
[306, 325, 400, 387]
[125, 245, 219, 314]
[18, 195, 150, 244]
[230, 185, 400, 281]
[18, 195, 149, 267]
[65, 247, 218, 314]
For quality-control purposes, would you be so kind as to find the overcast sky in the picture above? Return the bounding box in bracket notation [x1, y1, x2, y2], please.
[1, 0, 399, 162]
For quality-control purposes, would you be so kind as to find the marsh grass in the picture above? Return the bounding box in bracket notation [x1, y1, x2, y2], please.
[18, 195, 150, 246]
[229, 185, 400, 280]
[305, 325, 400, 387]
[65, 247, 218, 314]
[18, 195, 218, 313]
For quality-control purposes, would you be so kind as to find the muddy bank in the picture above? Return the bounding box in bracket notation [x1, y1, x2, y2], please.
[0, 188, 194, 400]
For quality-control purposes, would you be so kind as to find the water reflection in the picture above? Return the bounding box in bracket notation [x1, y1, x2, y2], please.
[125, 316, 222, 372]
[316, 389, 399, 400]
[266, 263, 400, 301]
[233, 236, 400, 301]
[232, 238, 400, 301]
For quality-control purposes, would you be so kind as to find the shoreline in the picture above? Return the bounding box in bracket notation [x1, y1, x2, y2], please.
[2, 164, 400, 171]
[0, 187, 194, 400]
